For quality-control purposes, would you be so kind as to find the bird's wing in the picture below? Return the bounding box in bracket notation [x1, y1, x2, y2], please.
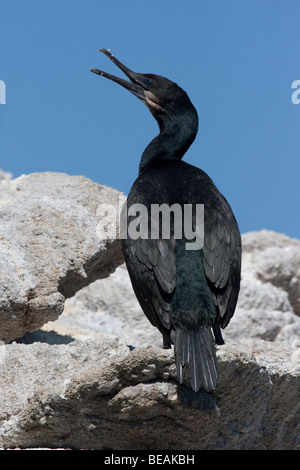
[122, 210, 176, 335]
[202, 198, 241, 328]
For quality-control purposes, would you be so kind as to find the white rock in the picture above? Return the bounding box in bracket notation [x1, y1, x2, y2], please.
[241, 230, 300, 315]
[0, 169, 13, 182]
[1, 173, 300, 451]
[0, 338, 299, 450]
[44, 264, 162, 347]
[0, 172, 125, 343]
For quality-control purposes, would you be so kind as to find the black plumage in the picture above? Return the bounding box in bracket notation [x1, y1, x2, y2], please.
[91, 50, 241, 392]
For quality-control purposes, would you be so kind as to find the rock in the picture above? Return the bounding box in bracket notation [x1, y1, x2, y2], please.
[1, 176, 300, 452]
[43, 264, 163, 348]
[0, 172, 125, 343]
[0, 338, 299, 450]
[237, 278, 293, 313]
[223, 308, 300, 347]
[241, 230, 300, 316]
[220, 230, 300, 351]
[0, 169, 13, 182]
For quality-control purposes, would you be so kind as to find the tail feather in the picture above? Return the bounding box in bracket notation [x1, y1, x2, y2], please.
[172, 327, 219, 392]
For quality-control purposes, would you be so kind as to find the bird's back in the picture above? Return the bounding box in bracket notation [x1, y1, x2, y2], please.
[122, 159, 241, 391]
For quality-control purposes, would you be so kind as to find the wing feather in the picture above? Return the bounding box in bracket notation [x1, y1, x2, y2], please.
[203, 202, 241, 327]
[122, 230, 176, 334]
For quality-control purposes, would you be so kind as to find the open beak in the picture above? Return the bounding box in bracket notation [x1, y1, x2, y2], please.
[90, 49, 147, 102]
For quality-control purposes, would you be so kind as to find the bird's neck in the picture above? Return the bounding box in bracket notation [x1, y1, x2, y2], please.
[139, 109, 198, 175]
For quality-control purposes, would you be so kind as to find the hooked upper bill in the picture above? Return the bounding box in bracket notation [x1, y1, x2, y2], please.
[90, 48, 148, 102]
[90, 49, 162, 111]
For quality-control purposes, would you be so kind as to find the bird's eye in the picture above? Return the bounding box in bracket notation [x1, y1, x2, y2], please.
[145, 79, 152, 86]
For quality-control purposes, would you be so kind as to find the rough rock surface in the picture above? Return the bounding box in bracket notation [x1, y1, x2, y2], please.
[0, 338, 299, 450]
[0, 169, 299, 450]
[43, 264, 163, 348]
[0, 172, 125, 343]
[241, 230, 300, 316]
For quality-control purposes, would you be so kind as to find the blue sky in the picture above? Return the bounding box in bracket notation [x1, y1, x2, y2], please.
[1, 0, 299, 239]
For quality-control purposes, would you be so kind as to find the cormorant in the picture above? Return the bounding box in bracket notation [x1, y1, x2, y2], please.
[91, 49, 241, 392]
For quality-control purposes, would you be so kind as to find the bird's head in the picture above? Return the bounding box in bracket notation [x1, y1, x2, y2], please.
[90, 49, 197, 129]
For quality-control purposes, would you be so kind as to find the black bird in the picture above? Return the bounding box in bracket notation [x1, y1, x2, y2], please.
[91, 49, 241, 392]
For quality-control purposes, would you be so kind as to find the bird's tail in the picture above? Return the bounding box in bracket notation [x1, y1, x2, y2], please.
[172, 327, 219, 392]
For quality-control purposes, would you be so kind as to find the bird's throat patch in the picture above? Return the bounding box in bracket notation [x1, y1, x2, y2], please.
[144, 90, 163, 111]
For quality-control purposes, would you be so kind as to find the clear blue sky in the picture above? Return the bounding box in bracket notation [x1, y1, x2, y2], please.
[1, 0, 299, 239]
